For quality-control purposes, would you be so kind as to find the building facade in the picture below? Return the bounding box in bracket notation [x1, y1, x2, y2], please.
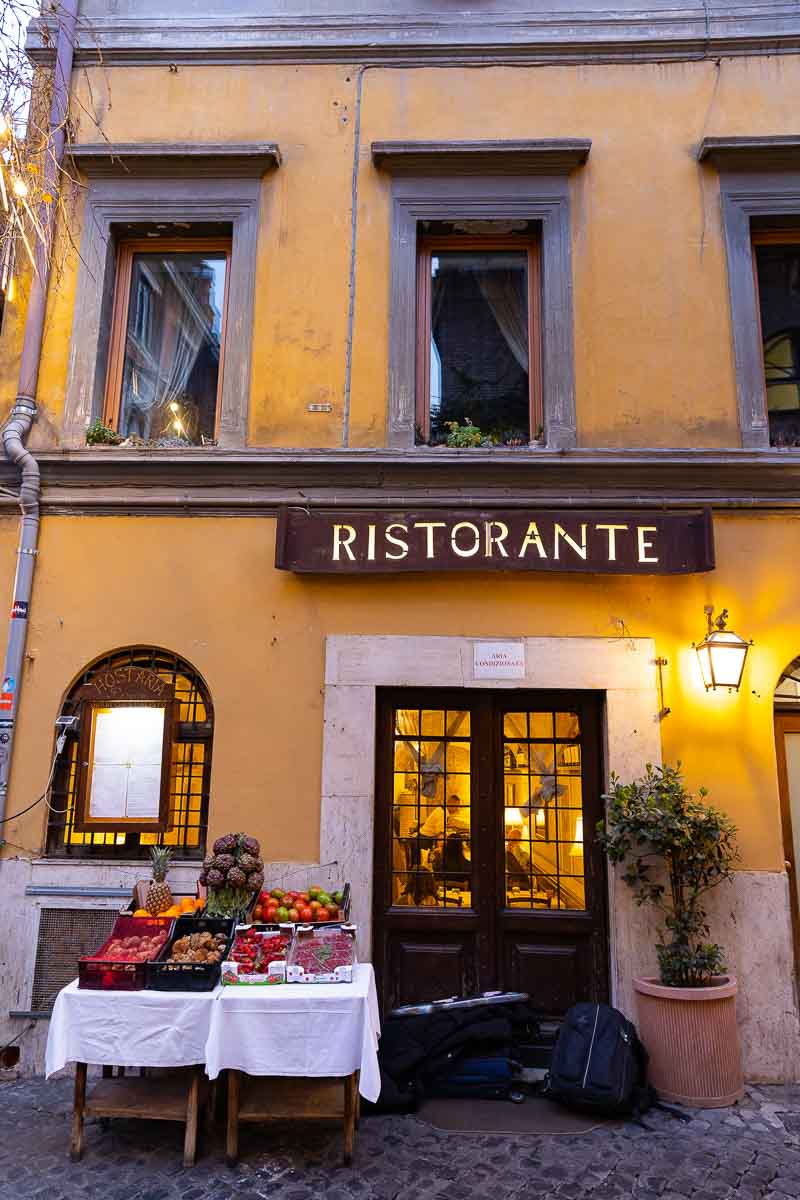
[2, 0, 800, 1077]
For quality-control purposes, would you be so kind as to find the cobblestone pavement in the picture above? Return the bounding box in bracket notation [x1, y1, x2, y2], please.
[3, 1077, 800, 1200]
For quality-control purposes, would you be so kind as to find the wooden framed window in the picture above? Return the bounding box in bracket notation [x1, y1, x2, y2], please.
[752, 229, 800, 448]
[104, 238, 231, 445]
[46, 648, 213, 859]
[415, 232, 542, 445]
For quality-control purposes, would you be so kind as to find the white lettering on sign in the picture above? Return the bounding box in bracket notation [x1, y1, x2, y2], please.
[473, 642, 526, 680]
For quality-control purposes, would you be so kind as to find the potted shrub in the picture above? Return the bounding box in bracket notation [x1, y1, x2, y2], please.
[598, 762, 744, 1107]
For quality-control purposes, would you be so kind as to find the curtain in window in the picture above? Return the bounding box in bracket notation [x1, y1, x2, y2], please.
[478, 270, 529, 372]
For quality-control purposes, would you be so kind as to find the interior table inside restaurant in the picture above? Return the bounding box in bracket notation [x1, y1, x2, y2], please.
[45, 962, 381, 1167]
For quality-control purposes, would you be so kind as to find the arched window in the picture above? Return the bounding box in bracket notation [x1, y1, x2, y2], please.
[775, 655, 800, 708]
[46, 646, 212, 859]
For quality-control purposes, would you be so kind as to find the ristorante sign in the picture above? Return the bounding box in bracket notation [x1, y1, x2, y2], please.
[275, 507, 714, 575]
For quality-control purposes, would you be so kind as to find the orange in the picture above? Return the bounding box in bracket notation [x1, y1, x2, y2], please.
[179, 897, 195, 912]
[162, 905, 181, 918]
[133, 908, 150, 917]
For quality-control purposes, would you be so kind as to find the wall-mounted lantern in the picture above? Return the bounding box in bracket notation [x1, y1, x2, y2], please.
[693, 606, 752, 692]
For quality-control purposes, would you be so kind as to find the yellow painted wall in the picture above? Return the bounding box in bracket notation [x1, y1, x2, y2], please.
[3, 54, 800, 446]
[0, 512, 796, 873]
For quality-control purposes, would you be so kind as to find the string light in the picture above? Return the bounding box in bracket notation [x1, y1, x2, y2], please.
[11, 178, 28, 198]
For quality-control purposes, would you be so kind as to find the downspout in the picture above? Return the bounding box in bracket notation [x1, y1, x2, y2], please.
[0, 0, 79, 843]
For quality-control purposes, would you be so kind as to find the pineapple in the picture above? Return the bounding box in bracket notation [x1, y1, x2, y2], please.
[145, 845, 174, 915]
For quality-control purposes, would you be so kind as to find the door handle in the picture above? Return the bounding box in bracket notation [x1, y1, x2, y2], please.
[786, 860, 793, 871]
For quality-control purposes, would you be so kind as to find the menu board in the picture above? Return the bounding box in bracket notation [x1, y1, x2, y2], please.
[87, 705, 165, 822]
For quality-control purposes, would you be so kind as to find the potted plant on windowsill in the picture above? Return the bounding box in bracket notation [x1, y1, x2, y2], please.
[598, 762, 744, 1108]
[85, 418, 123, 447]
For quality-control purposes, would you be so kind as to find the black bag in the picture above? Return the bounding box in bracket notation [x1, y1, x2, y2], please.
[426, 1047, 518, 1100]
[545, 1002, 653, 1118]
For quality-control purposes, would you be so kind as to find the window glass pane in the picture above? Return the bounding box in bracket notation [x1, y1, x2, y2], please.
[420, 709, 445, 736]
[529, 712, 553, 739]
[446, 710, 470, 736]
[555, 711, 581, 739]
[119, 251, 227, 445]
[395, 708, 420, 735]
[754, 244, 800, 447]
[504, 712, 527, 738]
[428, 250, 530, 443]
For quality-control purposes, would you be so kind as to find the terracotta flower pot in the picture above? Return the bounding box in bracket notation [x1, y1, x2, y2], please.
[634, 976, 744, 1108]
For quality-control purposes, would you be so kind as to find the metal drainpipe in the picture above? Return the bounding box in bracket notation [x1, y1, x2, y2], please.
[0, 0, 79, 843]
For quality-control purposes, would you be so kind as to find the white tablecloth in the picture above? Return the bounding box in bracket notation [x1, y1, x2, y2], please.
[204, 964, 382, 1101]
[45, 981, 218, 1077]
[45, 964, 382, 1103]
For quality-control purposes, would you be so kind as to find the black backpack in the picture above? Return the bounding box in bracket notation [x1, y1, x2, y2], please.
[545, 1002, 653, 1118]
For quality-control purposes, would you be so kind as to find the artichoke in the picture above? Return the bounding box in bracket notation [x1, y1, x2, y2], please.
[213, 834, 238, 855]
[242, 835, 260, 857]
[206, 868, 225, 888]
[213, 853, 235, 872]
[227, 866, 246, 889]
[202, 854, 215, 871]
[239, 853, 258, 873]
[247, 871, 264, 892]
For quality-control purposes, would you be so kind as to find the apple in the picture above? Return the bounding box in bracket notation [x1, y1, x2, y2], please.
[308, 886, 322, 899]
[270, 888, 285, 900]
[254, 906, 263, 920]
[299, 906, 313, 922]
[276, 906, 290, 922]
[318, 893, 332, 908]
[316, 907, 330, 922]
[288, 907, 300, 922]
[309, 900, 321, 912]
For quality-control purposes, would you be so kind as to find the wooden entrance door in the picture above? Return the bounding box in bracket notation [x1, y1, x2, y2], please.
[373, 689, 609, 1016]
[775, 711, 800, 974]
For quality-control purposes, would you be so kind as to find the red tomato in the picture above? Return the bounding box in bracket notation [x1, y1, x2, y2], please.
[299, 907, 313, 922]
[316, 907, 330, 922]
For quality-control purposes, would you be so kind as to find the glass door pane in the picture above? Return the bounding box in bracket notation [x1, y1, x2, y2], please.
[503, 708, 586, 910]
[392, 706, 472, 908]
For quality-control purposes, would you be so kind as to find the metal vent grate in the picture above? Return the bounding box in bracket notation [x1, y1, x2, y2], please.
[30, 908, 118, 1013]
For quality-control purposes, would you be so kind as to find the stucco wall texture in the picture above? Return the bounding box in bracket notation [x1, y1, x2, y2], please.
[0, 511, 796, 874]
[2, 54, 800, 448]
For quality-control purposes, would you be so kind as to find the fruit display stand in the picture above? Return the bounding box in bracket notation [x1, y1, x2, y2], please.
[46, 981, 220, 1166]
[69, 1063, 207, 1167]
[204, 962, 381, 1165]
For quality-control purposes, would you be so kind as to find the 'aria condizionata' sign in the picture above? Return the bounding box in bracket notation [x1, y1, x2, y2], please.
[275, 508, 714, 575]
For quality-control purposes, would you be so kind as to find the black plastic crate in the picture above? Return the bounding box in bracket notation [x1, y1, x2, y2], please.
[145, 916, 235, 991]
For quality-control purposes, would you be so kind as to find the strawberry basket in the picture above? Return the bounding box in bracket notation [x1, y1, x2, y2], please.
[78, 915, 174, 991]
[286, 923, 357, 984]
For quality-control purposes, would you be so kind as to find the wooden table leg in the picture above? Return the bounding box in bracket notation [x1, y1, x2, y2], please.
[226, 1069, 241, 1167]
[355, 1071, 361, 1130]
[205, 1077, 217, 1135]
[343, 1071, 357, 1165]
[70, 1062, 87, 1162]
[183, 1067, 201, 1168]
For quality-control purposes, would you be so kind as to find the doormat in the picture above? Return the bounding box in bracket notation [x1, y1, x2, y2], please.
[417, 1096, 619, 1135]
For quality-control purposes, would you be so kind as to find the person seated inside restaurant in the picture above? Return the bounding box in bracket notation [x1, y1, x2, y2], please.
[505, 826, 532, 890]
[417, 793, 471, 840]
